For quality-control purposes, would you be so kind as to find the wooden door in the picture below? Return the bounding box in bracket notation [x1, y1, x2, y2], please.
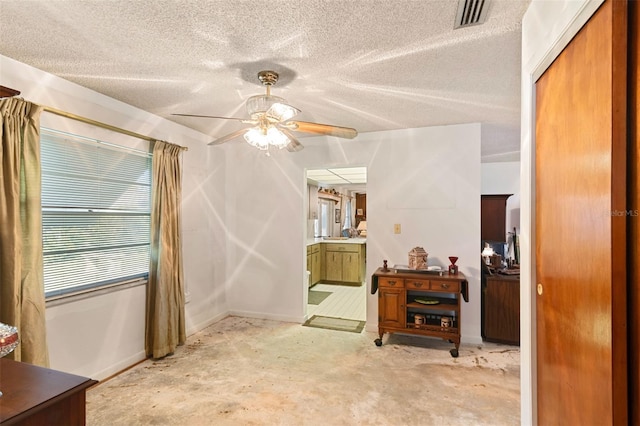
[342, 252, 360, 282]
[378, 288, 404, 328]
[480, 194, 511, 242]
[325, 252, 342, 281]
[311, 251, 321, 284]
[535, 0, 628, 423]
[629, 1, 640, 423]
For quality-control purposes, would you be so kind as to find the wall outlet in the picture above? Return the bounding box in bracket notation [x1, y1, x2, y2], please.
[394, 224, 401, 234]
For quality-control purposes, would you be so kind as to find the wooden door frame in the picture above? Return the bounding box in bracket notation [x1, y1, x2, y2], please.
[520, 1, 605, 424]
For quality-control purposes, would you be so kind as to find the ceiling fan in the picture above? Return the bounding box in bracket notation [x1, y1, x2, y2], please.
[173, 70, 358, 152]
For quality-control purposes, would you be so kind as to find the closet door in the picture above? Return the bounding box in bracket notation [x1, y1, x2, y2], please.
[629, 1, 640, 424]
[535, 0, 628, 423]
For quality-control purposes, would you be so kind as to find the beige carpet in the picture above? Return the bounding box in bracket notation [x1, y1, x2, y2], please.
[87, 316, 520, 425]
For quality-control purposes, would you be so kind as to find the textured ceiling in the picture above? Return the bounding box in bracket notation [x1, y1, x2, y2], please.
[0, 0, 529, 161]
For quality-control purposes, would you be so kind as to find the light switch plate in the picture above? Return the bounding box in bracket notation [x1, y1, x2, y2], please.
[394, 224, 401, 234]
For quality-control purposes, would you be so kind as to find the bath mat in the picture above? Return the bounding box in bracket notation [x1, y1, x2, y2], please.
[308, 290, 332, 305]
[303, 315, 365, 333]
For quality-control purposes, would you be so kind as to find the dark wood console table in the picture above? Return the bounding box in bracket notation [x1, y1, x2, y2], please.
[0, 358, 97, 425]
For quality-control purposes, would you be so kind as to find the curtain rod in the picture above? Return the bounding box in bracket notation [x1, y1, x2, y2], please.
[42, 105, 188, 151]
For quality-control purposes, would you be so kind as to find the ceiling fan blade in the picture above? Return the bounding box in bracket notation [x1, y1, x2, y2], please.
[278, 127, 304, 152]
[208, 128, 249, 146]
[285, 121, 358, 139]
[172, 113, 255, 124]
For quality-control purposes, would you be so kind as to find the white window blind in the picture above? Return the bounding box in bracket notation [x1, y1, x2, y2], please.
[41, 129, 151, 298]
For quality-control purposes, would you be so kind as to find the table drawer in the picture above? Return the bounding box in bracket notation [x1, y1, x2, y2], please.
[431, 280, 460, 292]
[378, 277, 404, 288]
[406, 279, 430, 290]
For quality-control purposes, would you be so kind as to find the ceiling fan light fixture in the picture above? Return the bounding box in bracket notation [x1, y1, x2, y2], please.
[244, 126, 291, 150]
[246, 95, 288, 119]
[176, 69, 356, 152]
[266, 102, 299, 122]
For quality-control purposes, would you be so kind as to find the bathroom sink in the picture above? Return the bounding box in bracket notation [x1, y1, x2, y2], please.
[323, 237, 349, 240]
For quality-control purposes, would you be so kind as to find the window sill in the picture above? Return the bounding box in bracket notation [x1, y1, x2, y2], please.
[45, 278, 147, 308]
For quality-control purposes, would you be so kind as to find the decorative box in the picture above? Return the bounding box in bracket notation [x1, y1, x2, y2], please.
[408, 247, 428, 270]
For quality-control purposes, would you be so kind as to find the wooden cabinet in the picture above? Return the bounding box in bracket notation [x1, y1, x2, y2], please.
[306, 244, 322, 287]
[373, 268, 468, 357]
[324, 243, 364, 284]
[342, 252, 360, 282]
[482, 274, 520, 345]
[378, 278, 405, 328]
[0, 358, 97, 425]
[324, 251, 342, 281]
[355, 193, 366, 227]
[481, 194, 512, 242]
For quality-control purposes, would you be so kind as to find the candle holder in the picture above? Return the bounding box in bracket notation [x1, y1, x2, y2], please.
[448, 256, 459, 274]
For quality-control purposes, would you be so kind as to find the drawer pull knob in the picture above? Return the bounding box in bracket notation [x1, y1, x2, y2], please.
[440, 283, 450, 289]
[388, 280, 396, 285]
[413, 282, 423, 288]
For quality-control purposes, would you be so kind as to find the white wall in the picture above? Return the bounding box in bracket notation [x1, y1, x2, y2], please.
[1, 54, 483, 378]
[481, 161, 521, 234]
[520, 0, 604, 424]
[222, 123, 482, 343]
[1, 55, 228, 380]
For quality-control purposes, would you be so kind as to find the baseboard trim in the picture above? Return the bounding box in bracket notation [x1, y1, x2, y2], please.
[92, 350, 147, 382]
[227, 310, 305, 324]
[186, 311, 229, 336]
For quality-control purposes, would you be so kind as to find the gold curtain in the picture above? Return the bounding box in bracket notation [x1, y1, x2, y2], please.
[145, 140, 186, 359]
[0, 98, 49, 366]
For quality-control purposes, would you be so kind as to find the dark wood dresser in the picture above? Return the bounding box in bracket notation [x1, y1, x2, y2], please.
[0, 358, 97, 425]
[482, 273, 520, 345]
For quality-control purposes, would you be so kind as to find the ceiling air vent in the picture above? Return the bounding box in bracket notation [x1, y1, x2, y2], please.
[454, 0, 491, 29]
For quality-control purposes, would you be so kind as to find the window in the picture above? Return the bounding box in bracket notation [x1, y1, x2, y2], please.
[315, 199, 334, 237]
[40, 129, 152, 299]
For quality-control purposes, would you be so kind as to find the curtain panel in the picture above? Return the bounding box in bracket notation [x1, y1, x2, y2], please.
[145, 140, 186, 359]
[0, 98, 49, 366]
[350, 198, 356, 230]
